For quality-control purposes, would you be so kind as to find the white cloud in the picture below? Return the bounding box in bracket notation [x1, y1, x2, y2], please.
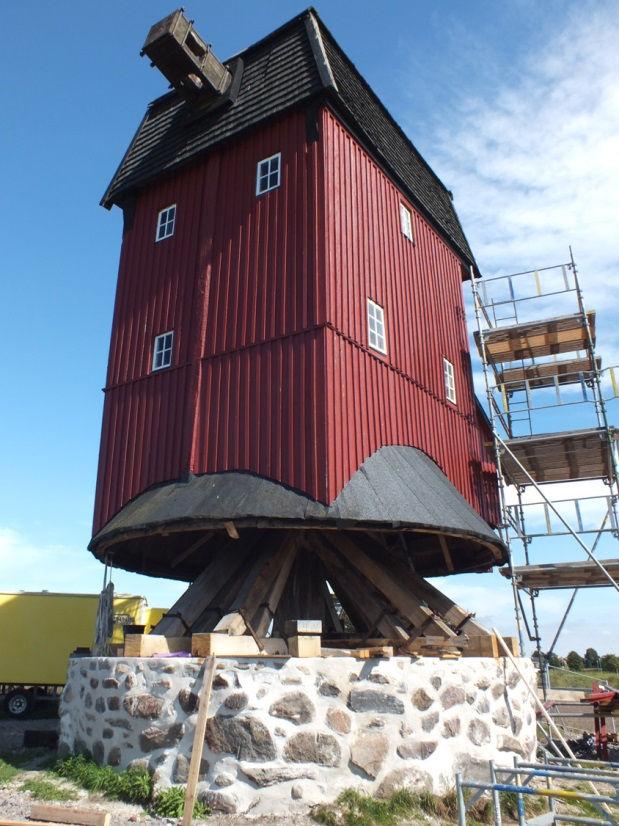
[418, 2, 619, 360]
[0, 527, 185, 609]
[406, 2, 619, 656]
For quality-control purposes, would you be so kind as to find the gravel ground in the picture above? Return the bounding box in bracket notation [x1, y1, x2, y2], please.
[0, 775, 318, 826]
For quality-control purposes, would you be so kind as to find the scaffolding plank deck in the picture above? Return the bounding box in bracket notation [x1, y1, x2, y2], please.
[501, 559, 619, 589]
[475, 311, 595, 364]
[502, 427, 617, 485]
[498, 357, 601, 391]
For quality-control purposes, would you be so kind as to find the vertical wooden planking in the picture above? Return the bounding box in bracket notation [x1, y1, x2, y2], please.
[94, 103, 498, 535]
[320, 108, 498, 523]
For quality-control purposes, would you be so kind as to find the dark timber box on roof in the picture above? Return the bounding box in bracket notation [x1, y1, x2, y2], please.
[92, 8, 504, 645]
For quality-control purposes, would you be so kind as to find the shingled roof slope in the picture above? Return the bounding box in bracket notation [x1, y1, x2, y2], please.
[102, 9, 475, 268]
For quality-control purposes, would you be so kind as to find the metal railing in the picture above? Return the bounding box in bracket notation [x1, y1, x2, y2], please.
[456, 757, 619, 825]
[470, 250, 619, 681]
[506, 495, 619, 540]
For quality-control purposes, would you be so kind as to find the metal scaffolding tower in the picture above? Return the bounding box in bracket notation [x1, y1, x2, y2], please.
[471, 251, 619, 688]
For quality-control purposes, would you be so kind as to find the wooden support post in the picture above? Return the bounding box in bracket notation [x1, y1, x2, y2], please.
[214, 534, 296, 635]
[327, 534, 455, 638]
[312, 538, 408, 640]
[250, 537, 298, 637]
[154, 537, 257, 636]
[288, 635, 321, 657]
[374, 538, 488, 634]
[181, 656, 216, 826]
[438, 534, 455, 572]
[170, 532, 214, 569]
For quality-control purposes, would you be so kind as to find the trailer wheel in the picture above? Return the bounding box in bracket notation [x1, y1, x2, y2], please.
[4, 689, 33, 718]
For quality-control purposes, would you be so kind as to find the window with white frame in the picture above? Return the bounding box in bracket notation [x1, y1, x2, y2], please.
[152, 331, 174, 371]
[444, 357, 456, 403]
[400, 203, 413, 242]
[256, 152, 281, 195]
[367, 299, 387, 354]
[156, 204, 176, 242]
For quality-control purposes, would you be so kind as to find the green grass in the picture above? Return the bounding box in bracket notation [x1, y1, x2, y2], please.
[311, 788, 468, 826]
[547, 668, 619, 690]
[0, 758, 20, 787]
[20, 778, 78, 802]
[53, 755, 211, 818]
[53, 755, 151, 804]
[152, 787, 210, 819]
[499, 790, 547, 820]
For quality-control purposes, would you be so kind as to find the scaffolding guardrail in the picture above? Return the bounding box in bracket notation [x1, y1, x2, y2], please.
[470, 250, 619, 685]
[456, 757, 619, 825]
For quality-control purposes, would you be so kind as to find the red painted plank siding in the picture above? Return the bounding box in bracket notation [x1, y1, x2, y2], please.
[94, 111, 327, 532]
[93, 104, 498, 535]
[320, 109, 498, 523]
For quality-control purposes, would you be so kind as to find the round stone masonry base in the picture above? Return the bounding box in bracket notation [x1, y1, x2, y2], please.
[59, 655, 537, 816]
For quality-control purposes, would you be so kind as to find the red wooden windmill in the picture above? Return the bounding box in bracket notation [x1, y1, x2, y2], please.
[90, 9, 505, 652]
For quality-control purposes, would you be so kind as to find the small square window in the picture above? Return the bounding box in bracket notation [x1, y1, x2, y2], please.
[400, 203, 413, 242]
[444, 358, 456, 403]
[152, 331, 174, 371]
[156, 205, 176, 242]
[367, 299, 387, 354]
[256, 153, 281, 195]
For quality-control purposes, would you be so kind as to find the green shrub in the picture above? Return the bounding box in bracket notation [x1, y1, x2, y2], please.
[152, 786, 210, 819]
[53, 755, 151, 804]
[311, 788, 420, 826]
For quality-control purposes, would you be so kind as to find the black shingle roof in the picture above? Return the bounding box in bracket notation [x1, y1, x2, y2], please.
[102, 9, 475, 268]
[90, 446, 504, 578]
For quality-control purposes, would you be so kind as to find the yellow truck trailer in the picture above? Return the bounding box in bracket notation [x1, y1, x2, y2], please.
[0, 591, 164, 717]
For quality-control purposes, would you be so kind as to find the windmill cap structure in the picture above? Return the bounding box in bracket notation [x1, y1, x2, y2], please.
[141, 8, 231, 99]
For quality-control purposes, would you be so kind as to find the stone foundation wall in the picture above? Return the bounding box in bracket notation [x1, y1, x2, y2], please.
[59, 655, 536, 815]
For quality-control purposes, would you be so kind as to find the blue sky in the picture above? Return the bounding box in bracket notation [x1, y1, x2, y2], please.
[2, 0, 618, 656]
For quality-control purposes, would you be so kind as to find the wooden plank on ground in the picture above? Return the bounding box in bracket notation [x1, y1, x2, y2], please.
[124, 635, 188, 657]
[181, 656, 216, 826]
[29, 806, 110, 826]
[191, 634, 288, 657]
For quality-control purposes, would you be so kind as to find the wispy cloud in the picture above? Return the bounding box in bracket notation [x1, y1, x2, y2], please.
[404, 2, 619, 655]
[412, 1, 619, 352]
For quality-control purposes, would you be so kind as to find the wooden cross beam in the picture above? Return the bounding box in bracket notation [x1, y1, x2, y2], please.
[311, 536, 409, 640]
[325, 533, 456, 639]
[214, 532, 297, 636]
[153, 533, 258, 636]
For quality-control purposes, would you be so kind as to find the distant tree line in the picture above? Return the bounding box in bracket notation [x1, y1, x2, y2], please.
[545, 648, 619, 672]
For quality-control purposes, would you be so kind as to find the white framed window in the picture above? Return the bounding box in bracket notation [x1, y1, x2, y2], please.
[367, 299, 387, 354]
[400, 203, 413, 242]
[155, 204, 176, 242]
[256, 152, 281, 195]
[152, 331, 174, 371]
[444, 357, 456, 403]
